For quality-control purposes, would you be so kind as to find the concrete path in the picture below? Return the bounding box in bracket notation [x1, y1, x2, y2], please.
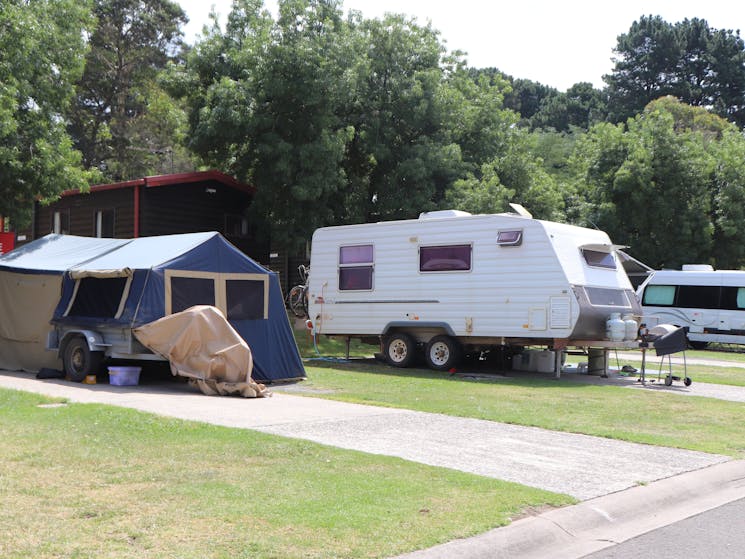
[0, 370, 728, 501]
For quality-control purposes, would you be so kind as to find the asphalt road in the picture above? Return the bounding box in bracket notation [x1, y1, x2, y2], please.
[581, 497, 745, 559]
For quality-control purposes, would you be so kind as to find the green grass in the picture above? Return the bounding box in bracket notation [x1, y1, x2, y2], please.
[295, 359, 745, 458]
[0, 389, 570, 559]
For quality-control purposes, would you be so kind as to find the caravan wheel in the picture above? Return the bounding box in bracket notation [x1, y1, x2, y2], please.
[384, 333, 416, 368]
[425, 335, 461, 371]
[63, 337, 104, 383]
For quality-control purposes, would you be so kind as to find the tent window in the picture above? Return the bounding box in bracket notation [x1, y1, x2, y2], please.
[170, 276, 215, 314]
[68, 277, 128, 318]
[226, 279, 265, 320]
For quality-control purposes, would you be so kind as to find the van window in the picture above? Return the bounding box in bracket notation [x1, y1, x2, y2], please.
[643, 285, 675, 306]
[582, 249, 616, 269]
[419, 245, 471, 272]
[677, 285, 719, 309]
[584, 287, 629, 307]
[68, 277, 128, 318]
[339, 244, 373, 290]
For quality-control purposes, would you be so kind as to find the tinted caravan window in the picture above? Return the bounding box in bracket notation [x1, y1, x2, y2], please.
[170, 276, 215, 314]
[339, 244, 373, 290]
[68, 277, 128, 318]
[582, 249, 616, 270]
[419, 245, 472, 272]
[226, 279, 266, 320]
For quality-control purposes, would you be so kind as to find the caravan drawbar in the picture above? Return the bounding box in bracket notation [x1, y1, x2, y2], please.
[306, 210, 642, 371]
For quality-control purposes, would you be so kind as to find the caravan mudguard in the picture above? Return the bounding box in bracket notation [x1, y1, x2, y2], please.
[57, 330, 110, 357]
[381, 321, 457, 337]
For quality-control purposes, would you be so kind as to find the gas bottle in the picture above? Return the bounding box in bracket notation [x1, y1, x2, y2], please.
[622, 314, 638, 341]
[606, 312, 625, 342]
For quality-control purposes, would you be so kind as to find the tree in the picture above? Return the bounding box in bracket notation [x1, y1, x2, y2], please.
[572, 99, 733, 269]
[605, 16, 745, 127]
[67, 0, 188, 180]
[530, 82, 607, 132]
[0, 0, 96, 227]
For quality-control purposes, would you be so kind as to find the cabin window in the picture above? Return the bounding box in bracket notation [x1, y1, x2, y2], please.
[226, 278, 267, 320]
[497, 230, 522, 247]
[642, 285, 675, 306]
[225, 214, 249, 237]
[584, 287, 629, 307]
[95, 209, 115, 238]
[677, 285, 720, 309]
[419, 245, 472, 272]
[170, 276, 216, 313]
[67, 277, 128, 318]
[339, 244, 373, 290]
[582, 249, 616, 270]
[53, 210, 70, 234]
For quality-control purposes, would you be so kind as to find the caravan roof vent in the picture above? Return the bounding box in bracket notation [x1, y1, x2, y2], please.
[681, 264, 714, 271]
[418, 210, 472, 220]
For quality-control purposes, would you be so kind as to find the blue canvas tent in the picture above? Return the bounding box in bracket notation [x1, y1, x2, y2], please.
[0, 233, 305, 382]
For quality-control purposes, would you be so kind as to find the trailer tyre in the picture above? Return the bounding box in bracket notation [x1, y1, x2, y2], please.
[63, 336, 103, 382]
[384, 333, 416, 368]
[425, 335, 461, 371]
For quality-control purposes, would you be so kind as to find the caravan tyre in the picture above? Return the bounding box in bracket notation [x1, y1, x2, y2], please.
[63, 337, 104, 383]
[425, 335, 461, 371]
[384, 333, 416, 368]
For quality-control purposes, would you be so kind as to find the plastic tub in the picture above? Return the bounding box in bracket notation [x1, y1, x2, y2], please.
[108, 366, 141, 386]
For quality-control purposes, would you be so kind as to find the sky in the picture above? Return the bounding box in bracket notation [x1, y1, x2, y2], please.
[177, 1, 745, 91]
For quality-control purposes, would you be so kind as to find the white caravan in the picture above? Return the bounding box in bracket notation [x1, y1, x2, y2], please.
[306, 209, 641, 370]
[637, 265, 745, 348]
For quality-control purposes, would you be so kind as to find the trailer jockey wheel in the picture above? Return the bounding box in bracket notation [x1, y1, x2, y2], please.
[384, 333, 416, 368]
[425, 335, 461, 371]
[63, 336, 104, 383]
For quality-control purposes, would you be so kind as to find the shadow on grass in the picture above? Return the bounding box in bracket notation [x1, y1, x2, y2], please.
[303, 355, 625, 390]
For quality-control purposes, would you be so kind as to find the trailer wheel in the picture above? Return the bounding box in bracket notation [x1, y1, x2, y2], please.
[63, 336, 103, 382]
[684, 377, 692, 387]
[664, 375, 673, 387]
[425, 335, 461, 371]
[384, 333, 416, 368]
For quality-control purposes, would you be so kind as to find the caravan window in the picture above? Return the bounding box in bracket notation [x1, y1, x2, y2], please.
[226, 279, 266, 320]
[419, 245, 472, 272]
[497, 230, 522, 247]
[642, 285, 676, 306]
[339, 244, 373, 290]
[68, 277, 128, 318]
[584, 287, 629, 307]
[582, 249, 616, 270]
[170, 276, 216, 313]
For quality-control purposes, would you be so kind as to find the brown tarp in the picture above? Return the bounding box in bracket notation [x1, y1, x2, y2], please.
[133, 305, 270, 398]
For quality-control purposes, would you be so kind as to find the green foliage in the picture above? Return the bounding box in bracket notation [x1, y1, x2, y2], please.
[606, 16, 745, 127]
[0, 0, 97, 226]
[571, 98, 745, 269]
[170, 1, 555, 249]
[67, 0, 189, 180]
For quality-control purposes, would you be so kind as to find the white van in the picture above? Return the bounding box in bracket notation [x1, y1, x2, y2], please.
[306, 209, 641, 371]
[637, 265, 745, 348]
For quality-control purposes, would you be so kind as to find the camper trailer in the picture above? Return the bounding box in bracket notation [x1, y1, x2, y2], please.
[0, 233, 305, 383]
[306, 210, 641, 371]
[637, 265, 745, 348]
